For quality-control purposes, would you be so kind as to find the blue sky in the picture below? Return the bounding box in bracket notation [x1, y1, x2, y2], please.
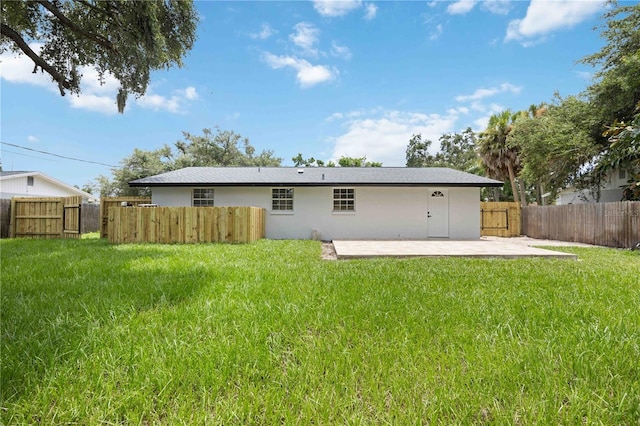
[0, 0, 618, 189]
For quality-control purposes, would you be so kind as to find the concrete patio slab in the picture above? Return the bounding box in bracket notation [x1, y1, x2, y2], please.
[332, 239, 578, 259]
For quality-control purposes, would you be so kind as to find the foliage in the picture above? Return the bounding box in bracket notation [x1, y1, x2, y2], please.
[292, 154, 379, 167]
[596, 103, 640, 200]
[1, 238, 639, 423]
[406, 128, 480, 174]
[86, 128, 282, 196]
[0, 0, 198, 112]
[508, 96, 599, 202]
[477, 110, 522, 204]
[337, 156, 382, 167]
[581, 1, 640, 127]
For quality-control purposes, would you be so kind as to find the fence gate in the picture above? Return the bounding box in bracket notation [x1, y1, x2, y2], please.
[480, 202, 521, 237]
[9, 196, 82, 239]
[63, 196, 82, 238]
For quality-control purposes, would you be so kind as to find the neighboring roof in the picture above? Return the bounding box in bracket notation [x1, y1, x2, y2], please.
[0, 171, 95, 199]
[130, 167, 503, 188]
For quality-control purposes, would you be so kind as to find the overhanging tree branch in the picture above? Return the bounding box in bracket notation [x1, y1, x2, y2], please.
[0, 23, 72, 96]
[35, 0, 115, 51]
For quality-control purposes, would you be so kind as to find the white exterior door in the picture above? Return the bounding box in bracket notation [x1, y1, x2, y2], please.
[427, 188, 449, 238]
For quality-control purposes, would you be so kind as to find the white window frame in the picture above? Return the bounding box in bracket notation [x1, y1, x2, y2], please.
[333, 188, 355, 212]
[192, 188, 214, 206]
[271, 188, 294, 213]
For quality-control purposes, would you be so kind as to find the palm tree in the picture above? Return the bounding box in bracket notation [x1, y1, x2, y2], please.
[477, 110, 522, 204]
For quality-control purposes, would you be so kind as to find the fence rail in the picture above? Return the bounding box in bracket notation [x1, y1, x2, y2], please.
[107, 206, 265, 244]
[480, 202, 521, 237]
[522, 202, 640, 248]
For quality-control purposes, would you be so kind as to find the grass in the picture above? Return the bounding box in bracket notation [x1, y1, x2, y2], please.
[1, 236, 639, 424]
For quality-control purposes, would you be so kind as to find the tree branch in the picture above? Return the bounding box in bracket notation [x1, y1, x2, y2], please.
[35, 0, 115, 51]
[0, 23, 72, 96]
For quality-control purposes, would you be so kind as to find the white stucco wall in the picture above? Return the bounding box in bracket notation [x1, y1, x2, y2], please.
[151, 186, 481, 240]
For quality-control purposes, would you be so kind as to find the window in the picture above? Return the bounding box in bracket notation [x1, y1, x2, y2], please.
[193, 188, 214, 206]
[619, 169, 627, 180]
[27, 176, 34, 186]
[333, 188, 355, 212]
[272, 188, 293, 211]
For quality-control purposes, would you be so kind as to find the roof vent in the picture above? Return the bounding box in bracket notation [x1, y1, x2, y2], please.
[297, 169, 304, 174]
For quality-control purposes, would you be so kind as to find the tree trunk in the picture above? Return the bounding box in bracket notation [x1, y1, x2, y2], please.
[507, 163, 520, 204]
[518, 178, 528, 207]
[535, 184, 543, 206]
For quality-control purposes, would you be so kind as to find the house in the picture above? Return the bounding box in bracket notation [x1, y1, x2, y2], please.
[556, 168, 631, 205]
[129, 167, 503, 240]
[0, 171, 95, 203]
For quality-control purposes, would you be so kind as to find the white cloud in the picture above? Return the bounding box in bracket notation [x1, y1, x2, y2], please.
[447, 1, 477, 15]
[455, 82, 521, 102]
[69, 93, 119, 114]
[430, 24, 443, 41]
[180, 86, 199, 100]
[313, 0, 363, 17]
[481, 0, 512, 15]
[263, 53, 336, 88]
[328, 110, 460, 166]
[576, 71, 592, 81]
[506, 0, 605, 44]
[363, 3, 377, 20]
[331, 41, 352, 60]
[136, 87, 198, 113]
[0, 44, 53, 89]
[290, 22, 321, 57]
[251, 23, 276, 40]
[0, 43, 196, 114]
[27, 135, 39, 143]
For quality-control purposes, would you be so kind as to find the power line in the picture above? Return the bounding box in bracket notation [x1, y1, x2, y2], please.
[1, 141, 118, 168]
[0, 148, 58, 162]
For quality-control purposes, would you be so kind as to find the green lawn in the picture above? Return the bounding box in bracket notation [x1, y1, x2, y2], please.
[1, 237, 639, 424]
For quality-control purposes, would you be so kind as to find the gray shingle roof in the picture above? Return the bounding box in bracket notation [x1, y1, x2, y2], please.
[130, 167, 503, 187]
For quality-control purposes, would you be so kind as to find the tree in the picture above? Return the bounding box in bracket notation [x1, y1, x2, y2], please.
[175, 128, 281, 168]
[477, 110, 524, 205]
[406, 128, 480, 173]
[508, 96, 599, 203]
[88, 128, 282, 196]
[338, 156, 382, 167]
[1, 1, 198, 112]
[581, 1, 640, 128]
[292, 154, 378, 167]
[596, 102, 640, 200]
[406, 134, 436, 167]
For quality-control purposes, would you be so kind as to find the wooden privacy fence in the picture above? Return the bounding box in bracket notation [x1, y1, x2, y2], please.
[9, 196, 82, 239]
[522, 202, 640, 248]
[107, 206, 265, 244]
[100, 196, 152, 239]
[480, 202, 521, 237]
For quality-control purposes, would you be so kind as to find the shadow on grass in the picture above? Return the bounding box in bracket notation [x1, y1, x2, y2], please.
[1, 237, 239, 402]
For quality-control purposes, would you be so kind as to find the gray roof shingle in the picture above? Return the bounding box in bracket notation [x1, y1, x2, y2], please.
[130, 167, 503, 188]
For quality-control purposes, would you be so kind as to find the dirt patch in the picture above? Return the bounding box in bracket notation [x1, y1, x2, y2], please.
[321, 242, 337, 260]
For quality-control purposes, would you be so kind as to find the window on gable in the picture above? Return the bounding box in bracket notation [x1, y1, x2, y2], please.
[193, 188, 214, 206]
[333, 188, 355, 212]
[27, 176, 34, 186]
[272, 188, 293, 211]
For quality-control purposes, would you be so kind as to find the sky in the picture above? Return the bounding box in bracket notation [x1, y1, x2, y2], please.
[0, 0, 622, 190]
